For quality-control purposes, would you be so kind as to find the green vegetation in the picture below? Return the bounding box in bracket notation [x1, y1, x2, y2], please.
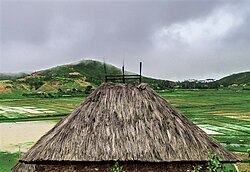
[0, 90, 27, 99]
[110, 162, 121, 172]
[176, 71, 250, 89]
[216, 71, 250, 86]
[1, 87, 249, 149]
[36, 60, 122, 86]
[192, 153, 237, 172]
[247, 149, 250, 158]
[0, 96, 83, 123]
[160, 88, 250, 153]
[1, 87, 249, 171]
[0, 60, 249, 94]
[0, 65, 250, 171]
[0, 152, 19, 172]
[207, 153, 224, 172]
[0, 60, 174, 94]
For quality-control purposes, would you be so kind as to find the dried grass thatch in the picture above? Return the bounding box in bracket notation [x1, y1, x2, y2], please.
[17, 83, 239, 164]
[12, 162, 35, 172]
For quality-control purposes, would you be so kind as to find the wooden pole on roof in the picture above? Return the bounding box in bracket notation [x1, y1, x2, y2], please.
[122, 61, 125, 83]
[103, 59, 107, 82]
[139, 62, 142, 83]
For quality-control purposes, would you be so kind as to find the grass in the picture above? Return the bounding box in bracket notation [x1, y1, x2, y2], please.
[0, 152, 19, 172]
[224, 163, 237, 171]
[0, 90, 26, 99]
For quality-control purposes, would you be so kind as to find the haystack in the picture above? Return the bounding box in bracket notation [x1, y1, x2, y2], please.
[13, 83, 239, 172]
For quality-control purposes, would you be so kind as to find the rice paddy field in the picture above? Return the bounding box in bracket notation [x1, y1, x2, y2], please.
[0, 96, 82, 122]
[161, 88, 250, 153]
[0, 87, 249, 171]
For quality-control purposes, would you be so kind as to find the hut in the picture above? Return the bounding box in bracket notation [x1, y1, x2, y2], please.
[13, 83, 240, 172]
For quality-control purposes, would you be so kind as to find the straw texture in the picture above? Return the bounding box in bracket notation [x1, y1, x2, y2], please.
[12, 162, 35, 171]
[19, 83, 239, 162]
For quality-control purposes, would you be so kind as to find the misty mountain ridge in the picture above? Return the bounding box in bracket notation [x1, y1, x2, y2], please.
[0, 60, 174, 93]
[0, 60, 249, 93]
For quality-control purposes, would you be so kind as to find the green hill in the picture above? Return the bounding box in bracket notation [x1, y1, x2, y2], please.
[0, 60, 174, 93]
[37, 60, 122, 86]
[2, 60, 248, 94]
[216, 71, 250, 86]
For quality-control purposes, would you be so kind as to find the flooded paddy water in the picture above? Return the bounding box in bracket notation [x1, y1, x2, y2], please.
[0, 105, 57, 118]
[0, 121, 56, 152]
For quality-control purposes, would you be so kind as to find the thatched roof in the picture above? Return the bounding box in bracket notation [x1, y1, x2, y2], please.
[12, 162, 35, 172]
[17, 83, 239, 163]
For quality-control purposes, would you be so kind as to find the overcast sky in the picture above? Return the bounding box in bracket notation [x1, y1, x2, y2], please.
[1, 0, 250, 81]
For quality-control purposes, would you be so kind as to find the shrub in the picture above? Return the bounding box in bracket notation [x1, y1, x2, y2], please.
[192, 152, 225, 172]
[110, 162, 121, 172]
[207, 152, 224, 172]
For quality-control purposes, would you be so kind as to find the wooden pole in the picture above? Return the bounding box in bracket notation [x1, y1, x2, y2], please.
[122, 65, 125, 83]
[103, 59, 107, 82]
[139, 62, 142, 83]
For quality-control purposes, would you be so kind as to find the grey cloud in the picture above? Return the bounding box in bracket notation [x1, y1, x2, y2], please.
[1, 0, 249, 81]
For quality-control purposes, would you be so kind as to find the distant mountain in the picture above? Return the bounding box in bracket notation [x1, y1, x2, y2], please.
[215, 71, 250, 86]
[0, 60, 173, 93]
[0, 60, 248, 94]
[0, 72, 28, 80]
[36, 60, 122, 86]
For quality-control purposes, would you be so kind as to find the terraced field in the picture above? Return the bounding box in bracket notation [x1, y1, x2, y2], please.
[0, 87, 249, 171]
[160, 88, 250, 153]
[161, 88, 250, 171]
[0, 97, 83, 122]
